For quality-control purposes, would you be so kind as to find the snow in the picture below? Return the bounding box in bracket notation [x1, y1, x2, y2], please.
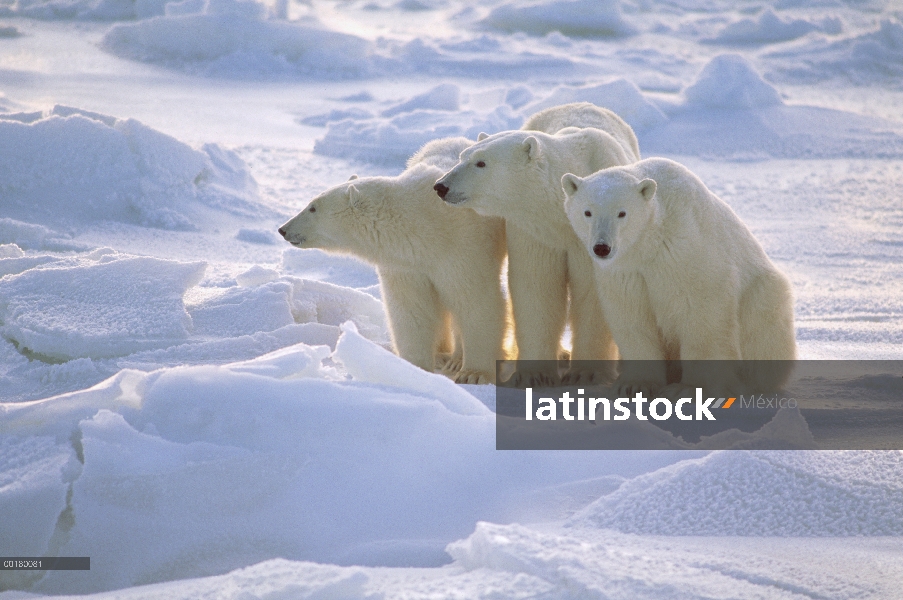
[100, 0, 371, 78]
[1, 0, 903, 597]
[703, 8, 841, 46]
[478, 0, 635, 38]
[0, 106, 263, 232]
[570, 451, 903, 535]
[0, 253, 206, 360]
[767, 18, 903, 86]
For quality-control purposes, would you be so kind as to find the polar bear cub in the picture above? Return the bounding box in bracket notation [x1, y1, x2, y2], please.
[279, 137, 506, 384]
[562, 157, 797, 394]
[434, 112, 640, 385]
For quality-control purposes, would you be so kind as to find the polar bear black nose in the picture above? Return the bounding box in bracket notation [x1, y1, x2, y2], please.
[434, 183, 449, 199]
[593, 243, 611, 258]
[278, 228, 287, 238]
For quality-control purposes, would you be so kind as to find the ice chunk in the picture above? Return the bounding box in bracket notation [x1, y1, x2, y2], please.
[524, 79, 667, 131]
[381, 84, 460, 117]
[187, 281, 294, 337]
[704, 9, 837, 45]
[0, 107, 263, 232]
[0, 255, 206, 360]
[479, 0, 635, 37]
[683, 54, 783, 109]
[334, 322, 489, 417]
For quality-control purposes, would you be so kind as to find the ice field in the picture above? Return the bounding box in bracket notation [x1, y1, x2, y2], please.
[1, 0, 903, 597]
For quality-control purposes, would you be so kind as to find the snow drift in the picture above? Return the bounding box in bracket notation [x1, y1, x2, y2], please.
[479, 0, 635, 38]
[100, 0, 371, 78]
[766, 18, 903, 86]
[569, 450, 903, 535]
[641, 53, 903, 159]
[0, 105, 262, 232]
[0, 326, 683, 594]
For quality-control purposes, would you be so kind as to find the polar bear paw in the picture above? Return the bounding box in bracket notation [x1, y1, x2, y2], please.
[454, 369, 494, 385]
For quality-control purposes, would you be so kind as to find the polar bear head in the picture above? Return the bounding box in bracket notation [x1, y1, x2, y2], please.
[278, 174, 385, 256]
[433, 131, 546, 218]
[562, 169, 657, 264]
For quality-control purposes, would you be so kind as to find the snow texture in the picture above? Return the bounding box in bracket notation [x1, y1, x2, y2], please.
[0, 106, 262, 232]
[479, 0, 635, 38]
[1, 0, 903, 597]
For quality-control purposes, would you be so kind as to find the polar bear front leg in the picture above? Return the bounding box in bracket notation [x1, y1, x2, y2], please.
[596, 272, 668, 396]
[506, 224, 568, 387]
[379, 269, 444, 373]
[677, 303, 743, 397]
[437, 270, 506, 385]
[563, 247, 618, 385]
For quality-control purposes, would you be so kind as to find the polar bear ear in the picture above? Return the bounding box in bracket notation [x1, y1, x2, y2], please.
[348, 174, 359, 181]
[477, 132, 490, 141]
[347, 184, 363, 207]
[561, 173, 582, 196]
[638, 179, 657, 201]
[523, 136, 541, 161]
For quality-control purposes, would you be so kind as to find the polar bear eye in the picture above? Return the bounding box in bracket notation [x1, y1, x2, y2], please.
[618, 211, 626, 218]
[476, 161, 486, 168]
[584, 211, 592, 217]
[309, 206, 316, 213]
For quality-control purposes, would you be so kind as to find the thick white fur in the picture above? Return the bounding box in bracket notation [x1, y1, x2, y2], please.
[521, 102, 641, 160]
[279, 137, 506, 384]
[435, 114, 640, 385]
[562, 157, 797, 394]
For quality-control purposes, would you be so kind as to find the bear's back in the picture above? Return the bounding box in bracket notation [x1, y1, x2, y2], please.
[635, 158, 772, 269]
[522, 102, 640, 162]
[407, 136, 474, 173]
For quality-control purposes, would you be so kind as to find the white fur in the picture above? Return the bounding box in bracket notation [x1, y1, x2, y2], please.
[280, 137, 506, 384]
[435, 118, 640, 385]
[563, 157, 797, 394]
[521, 102, 641, 160]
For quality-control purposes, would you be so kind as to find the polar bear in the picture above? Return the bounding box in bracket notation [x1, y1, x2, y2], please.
[434, 122, 640, 386]
[521, 102, 640, 160]
[279, 137, 506, 384]
[562, 157, 797, 395]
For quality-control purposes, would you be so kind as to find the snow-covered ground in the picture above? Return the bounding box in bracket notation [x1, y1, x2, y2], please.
[1, 0, 902, 597]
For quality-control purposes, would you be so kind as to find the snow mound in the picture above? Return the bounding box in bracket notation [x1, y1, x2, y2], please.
[186, 281, 295, 337]
[0, 105, 262, 232]
[2, 0, 168, 20]
[0, 327, 672, 594]
[640, 53, 903, 158]
[101, 0, 371, 78]
[568, 451, 903, 535]
[0, 253, 206, 361]
[704, 9, 841, 45]
[392, 36, 578, 79]
[314, 106, 521, 167]
[766, 18, 903, 86]
[683, 53, 783, 109]
[382, 83, 460, 117]
[523, 78, 668, 131]
[479, 0, 635, 37]
[0, 218, 84, 252]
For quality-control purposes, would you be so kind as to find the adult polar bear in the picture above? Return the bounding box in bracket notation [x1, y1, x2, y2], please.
[434, 103, 640, 385]
[279, 137, 506, 384]
[562, 157, 796, 394]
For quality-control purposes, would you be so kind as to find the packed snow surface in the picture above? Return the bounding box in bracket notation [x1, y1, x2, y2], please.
[1, 0, 903, 597]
